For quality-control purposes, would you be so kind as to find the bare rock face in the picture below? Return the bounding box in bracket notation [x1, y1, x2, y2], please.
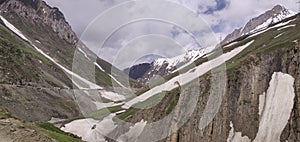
[221, 5, 295, 45]
[0, 0, 78, 45]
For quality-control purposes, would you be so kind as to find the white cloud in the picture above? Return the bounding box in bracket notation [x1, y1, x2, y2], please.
[44, 0, 299, 68]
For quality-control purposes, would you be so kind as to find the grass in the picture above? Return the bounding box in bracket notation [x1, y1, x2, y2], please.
[117, 107, 139, 120]
[0, 24, 52, 65]
[225, 18, 300, 74]
[86, 105, 123, 119]
[0, 111, 9, 115]
[38, 122, 82, 142]
[132, 92, 166, 109]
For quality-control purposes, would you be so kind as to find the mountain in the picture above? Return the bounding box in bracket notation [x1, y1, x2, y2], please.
[124, 63, 152, 80]
[0, 0, 77, 45]
[125, 46, 214, 85]
[221, 5, 296, 45]
[61, 8, 300, 142]
[1, 1, 300, 142]
[130, 5, 296, 86]
[0, 0, 140, 141]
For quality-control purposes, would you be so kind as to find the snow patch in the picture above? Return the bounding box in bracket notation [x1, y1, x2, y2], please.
[224, 42, 238, 48]
[62, 114, 117, 142]
[94, 62, 126, 88]
[277, 24, 296, 31]
[77, 47, 90, 60]
[248, 19, 295, 39]
[93, 102, 124, 110]
[227, 121, 251, 142]
[254, 72, 295, 142]
[258, 92, 266, 116]
[117, 120, 147, 142]
[94, 62, 105, 72]
[274, 33, 284, 38]
[0, 16, 28, 41]
[246, 8, 296, 34]
[100, 90, 125, 102]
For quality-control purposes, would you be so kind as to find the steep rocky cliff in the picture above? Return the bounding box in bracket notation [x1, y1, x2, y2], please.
[0, 0, 77, 45]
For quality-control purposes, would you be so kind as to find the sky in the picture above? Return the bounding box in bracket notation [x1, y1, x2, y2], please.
[44, 0, 299, 69]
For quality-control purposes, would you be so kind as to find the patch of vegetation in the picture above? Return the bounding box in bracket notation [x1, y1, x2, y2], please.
[132, 92, 166, 109]
[39, 122, 82, 142]
[86, 105, 123, 119]
[165, 94, 179, 114]
[0, 111, 9, 115]
[117, 107, 139, 120]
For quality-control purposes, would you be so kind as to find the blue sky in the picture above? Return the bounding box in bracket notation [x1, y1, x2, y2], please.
[44, 0, 299, 69]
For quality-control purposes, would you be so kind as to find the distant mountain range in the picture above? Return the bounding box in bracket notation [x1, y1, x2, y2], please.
[125, 5, 297, 86]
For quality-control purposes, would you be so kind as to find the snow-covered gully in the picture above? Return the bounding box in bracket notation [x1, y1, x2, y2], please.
[227, 72, 295, 142]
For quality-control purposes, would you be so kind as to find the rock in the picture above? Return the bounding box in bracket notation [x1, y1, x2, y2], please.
[0, 0, 78, 45]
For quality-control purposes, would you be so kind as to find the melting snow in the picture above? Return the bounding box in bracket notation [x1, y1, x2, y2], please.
[248, 18, 295, 39]
[93, 102, 124, 110]
[247, 9, 296, 35]
[94, 62, 105, 72]
[0, 16, 28, 41]
[224, 42, 238, 48]
[122, 40, 254, 109]
[227, 121, 251, 142]
[62, 114, 117, 142]
[277, 24, 296, 31]
[77, 47, 90, 60]
[274, 33, 284, 38]
[100, 90, 126, 102]
[116, 120, 147, 142]
[94, 62, 126, 88]
[228, 72, 295, 142]
[258, 93, 266, 116]
[254, 72, 295, 142]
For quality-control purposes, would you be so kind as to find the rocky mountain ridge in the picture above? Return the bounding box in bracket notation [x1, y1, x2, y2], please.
[0, 0, 78, 45]
[221, 5, 296, 45]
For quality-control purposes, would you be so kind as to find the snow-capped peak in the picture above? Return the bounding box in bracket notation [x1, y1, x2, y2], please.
[153, 48, 206, 71]
[222, 5, 296, 45]
[246, 5, 296, 34]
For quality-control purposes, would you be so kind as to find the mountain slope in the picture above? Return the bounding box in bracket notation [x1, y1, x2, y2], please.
[61, 12, 300, 142]
[126, 48, 212, 85]
[0, 0, 141, 123]
[122, 13, 300, 141]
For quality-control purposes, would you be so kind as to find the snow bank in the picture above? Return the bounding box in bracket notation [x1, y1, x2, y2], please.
[116, 120, 147, 142]
[62, 114, 117, 142]
[228, 72, 295, 142]
[277, 24, 296, 31]
[254, 72, 295, 142]
[100, 90, 125, 102]
[227, 121, 251, 142]
[93, 101, 124, 110]
[122, 40, 254, 109]
[0, 16, 28, 41]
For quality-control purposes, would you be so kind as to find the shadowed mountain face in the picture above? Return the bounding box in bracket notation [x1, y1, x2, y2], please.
[124, 63, 151, 80]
